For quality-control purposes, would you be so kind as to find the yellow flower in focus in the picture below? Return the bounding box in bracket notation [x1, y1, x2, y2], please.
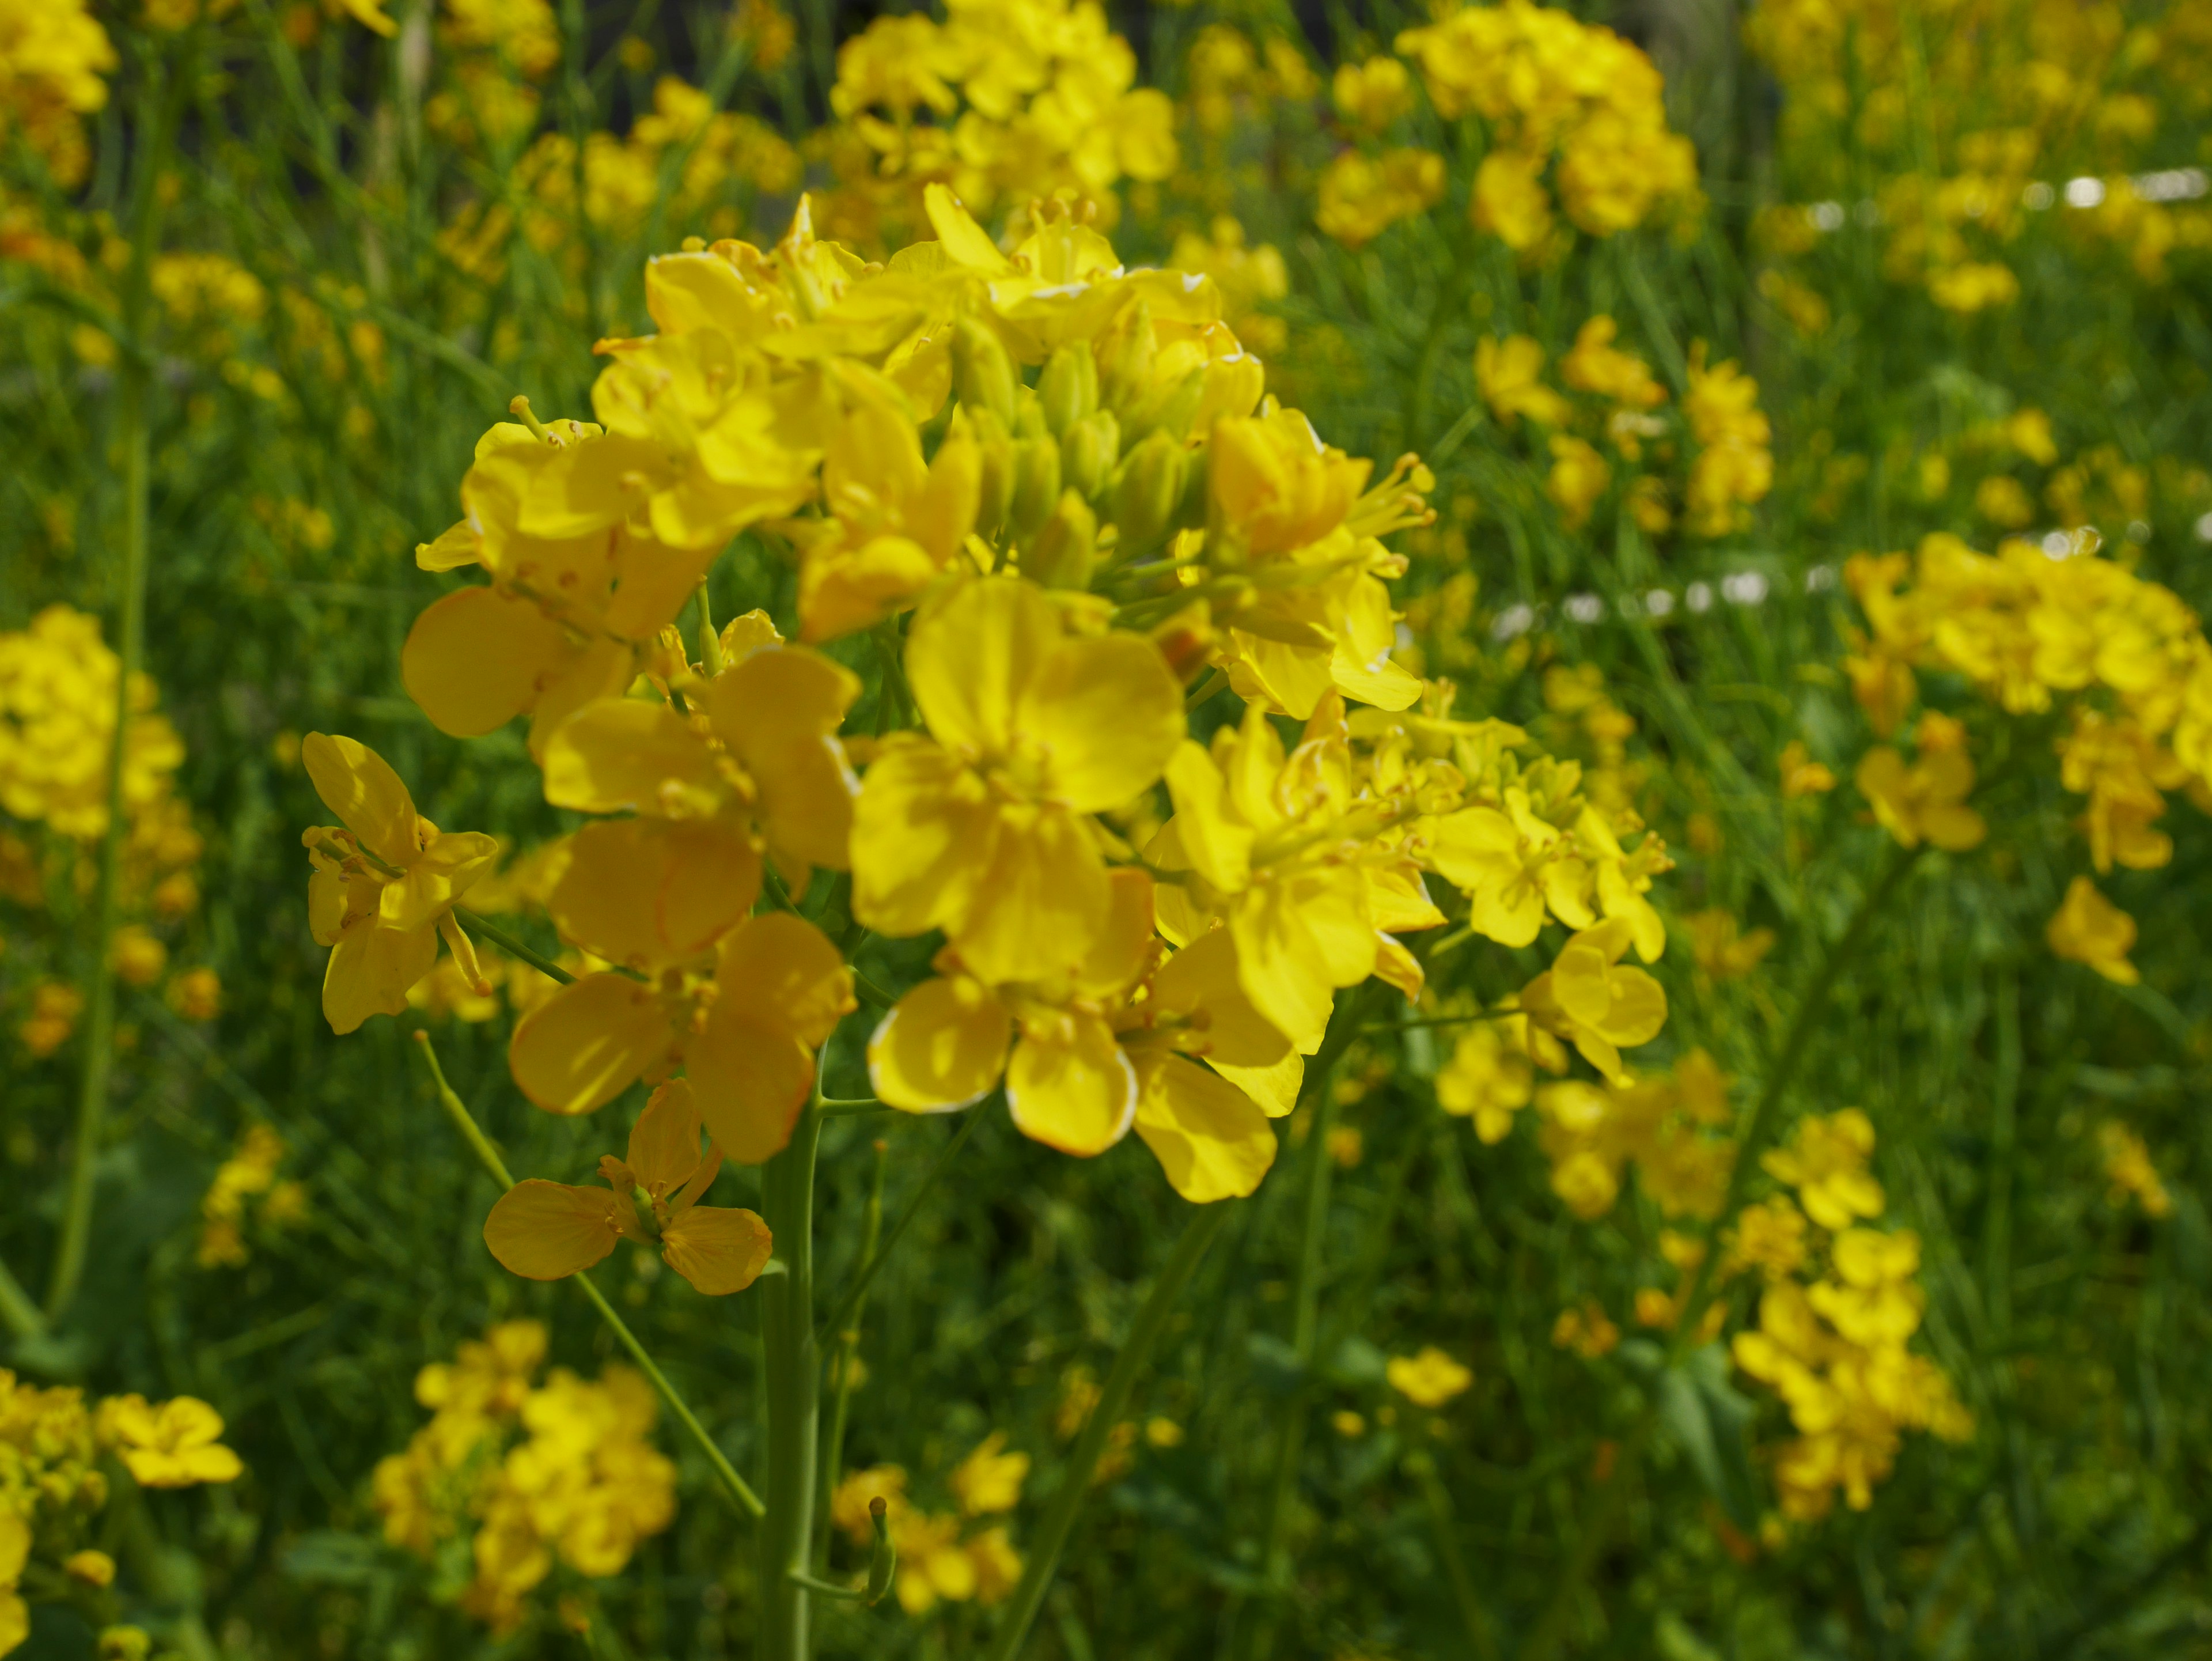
[2100, 1122, 2170, 1217]
[1475, 334, 1571, 429]
[99, 1395, 243, 1487]
[1386, 1346, 1472, 1408]
[949, 1431, 1029, 1515]
[1762, 1110, 1884, 1231]
[484, 1080, 773, 1295]
[1471, 149, 1554, 253]
[2045, 875, 2139, 985]
[301, 733, 499, 1035]
[1854, 735, 1986, 853]
[1518, 918, 1668, 1081]
[852, 577, 1183, 984]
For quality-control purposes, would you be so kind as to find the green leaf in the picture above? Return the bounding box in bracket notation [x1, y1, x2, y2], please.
[1653, 1344, 1762, 1531]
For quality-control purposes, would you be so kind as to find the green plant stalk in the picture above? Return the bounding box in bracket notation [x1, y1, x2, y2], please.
[817, 1137, 887, 1569]
[454, 905, 579, 986]
[817, 1106, 983, 1345]
[0, 1258, 43, 1341]
[1522, 838, 1923, 1660]
[410, 1032, 766, 1520]
[979, 1200, 1236, 1661]
[49, 47, 181, 1320]
[1410, 1455, 1499, 1661]
[759, 1101, 825, 1661]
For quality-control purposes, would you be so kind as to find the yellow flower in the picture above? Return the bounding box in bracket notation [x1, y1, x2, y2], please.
[484, 1080, 773, 1295]
[2045, 875, 2139, 985]
[949, 1431, 1029, 1516]
[852, 577, 1183, 984]
[1385, 1346, 1472, 1408]
[509, 903, 853, 1158]
[1434, 1017, 1532, 1142]
[63, 1549, 115, 1587]
[1551, 1300, 1620, 1359]
[1471, 149, 1554, 253]
[1854, 737, 1986, 853]
[302, 733, 499, 1035]
[1475, 334, 1572, 429]
[1762, 1110, 1884, 1231]
[1518, 918, 1668, 1081]
[1681, 343, 1772, 536]
[1722, 1196, 1809, 1282]
[2100, 1122, 2170, 1217]
[1315, 147, 1445, 247]
[1331, 56, 1414, 131]
[1546, 435, 1609, 530]
[1685, 909, 1774, 980]
[1778, 739, 1836, 797]
[1808, 1228, 1925, 1347]
[1559, 316, 1666, 409]
[99, 1395, 243, 1487]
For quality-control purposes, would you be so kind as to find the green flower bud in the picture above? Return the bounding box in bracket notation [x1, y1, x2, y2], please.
[1026, 489, 1099, 591]
[1096, 300, 1156, 418]
[1060, 408, 1120, 505]
[1112, 429, 1186, 560]
[1037, 343, 1099, 438]
[1121, 368, 1205, 447]
[1006, 436, 1063, 548]
[952, 315, 1018, 430]
[968, 407, 1016, 543]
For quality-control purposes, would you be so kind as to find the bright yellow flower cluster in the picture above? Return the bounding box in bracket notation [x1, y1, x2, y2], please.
[0, 0, 115, 188]
[372, 1321, 675, 1634]
[1844, 531, 2212, 978]
[1, 1374, 239, 1656]
[1471, 322, 1772, 539]
[831, 1437, 1027, 1615]
[819, 0, 1177, 248]
[1395, 0, 1698, 255]
[1385, 1345, 1473, 1408]
[1728, 1113, 1971, 1520]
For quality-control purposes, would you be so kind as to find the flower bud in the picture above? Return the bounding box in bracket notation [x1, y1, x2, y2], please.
[1096, 300, 1156, 418]
[1037, 343, 1099, 438]
[1025, 490, 1098, 590]
[952, 315, 1017, 430]
[1121, 368, 1205, 447]
[1112, 429, 1185, 559]
[1060, 408, 1120, 505]
[1006, 436, 1063, 548]
[969, 406, 1016, 542]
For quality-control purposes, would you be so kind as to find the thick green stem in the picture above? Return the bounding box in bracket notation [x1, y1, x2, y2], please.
[980, 1200, 1236, 1661]
[760, 1102, 824, 1661]
[50, 48, 179, 1320]
[410, 1033, 765, 1520]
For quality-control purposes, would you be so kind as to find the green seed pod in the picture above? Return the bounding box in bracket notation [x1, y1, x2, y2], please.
[1060, 408, 1120, 505]
[1037, 343, 1099, 438]
[951, 315, 1017, 430]
[1112, 429, 1185, 561]
[1026, 489, 1099, 591]
[1006, 436, 1063, 548]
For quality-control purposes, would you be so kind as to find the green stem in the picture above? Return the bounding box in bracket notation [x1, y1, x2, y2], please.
[1404, 264, 1475, 453]
[49, 45, 181, 1321]
[1410, 1454, 1499, 1661]
[817, 1106, 983, 1346]
[454, 905, 582, 986]
[410, 1032, 766, 1520]
[0, 1257, 45, 1341]
[817, 1138, 888, 1569]
[979, 1201, 1236, 1661]
[760, 1101, 825, 1661]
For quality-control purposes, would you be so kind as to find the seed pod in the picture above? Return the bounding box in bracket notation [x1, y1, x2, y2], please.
[1026, 489, 1099, 591]
[1037, 343, 1098, 438]
[1006, 436, 1063, 548]
[1060, 409, 1120, 505]
[951, 315, 1017, 430]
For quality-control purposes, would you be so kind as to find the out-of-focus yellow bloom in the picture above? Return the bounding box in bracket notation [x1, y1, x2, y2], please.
[1472, 149, 1554, 253]
[1854, 724, 1986, 853]
[0, 0, 116, 186]
[1386, 1346, 1472, 1407]
[166, 965, 221, 1020]
[949, 1432, 1029, 1515]
[1518, 918, 1667, 1081]
[97, 1395, 243, 1487]
[20, 980, 84, 1057]
[1435, 1016, 1533, 1142]
[1685, 909, 1775, 980]
[1316, 147, 1444, 247]
[0, 607, 184, 841]
[302, 733, 498, 1034]
[1808, 1228, 1925, 1348]
[1332, 56, 1414, 131]
[1762, 1110, 1884, 1231]
[111, 925, 165, 987]
[1778, 739, 1836, 797]
[1974, 475, 2035, 529]
[853, 577, 1182, 985]
[484, 1080, 772, 1295]
[1552, 1300, 1620, 1357]
[197, 1124, 289, 1269]
[1927, 261, 2018, 313]
[2100, 1122, 2170, 1217]
[62, 1548, 113, 1587]
[1560, 316, 1665, 410]
[1723, 1196, 1810, 1283]
[1475, 334, 1571, 429]
[1681, 343, 1772, 536]
[1546, 434, 1609, 529]
[2045, 875, 2139, 985]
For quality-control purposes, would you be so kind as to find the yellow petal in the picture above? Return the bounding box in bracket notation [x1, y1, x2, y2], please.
[402, 586, 571, 739]
[1073, 868, 1157, 1001]
[1133, 1053, 1277, 1202]
[484, 1180, 624, 1280]
[952, 802, 1109, 985]
[687, 1010, 815, 1164]
[525, 639, 637, 759]
[1020, 633, 1185, 813]
[1149, 927, 1290, 1067]
[707, 646, 862, 872]
[925, 183, 1016, 273]
[1372, 933, 1425, 1001]
[379, 830, 501, 932]
[660, 1205, 775, 1295]
[627, 1079, 704, 1195]
[1005, 1012, 1136, 1157]
[322, 919, 438, 1035]
[0, 1510, 28, 1581]
[851, 736, 995, 939]
[550, 818, 760, 969]
[1163, 742, 1253, 894]
[906, 577, 1056, 756]
[302, 733, 418, 868]
[715, 911, 855, 1046]
[799, 533, 940, 642]
[869, 977, 1013, 1110]
[543, 698, 721, 815]
[509, 973, 671, 1115]
[1210, 1050, 1304, 1118]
